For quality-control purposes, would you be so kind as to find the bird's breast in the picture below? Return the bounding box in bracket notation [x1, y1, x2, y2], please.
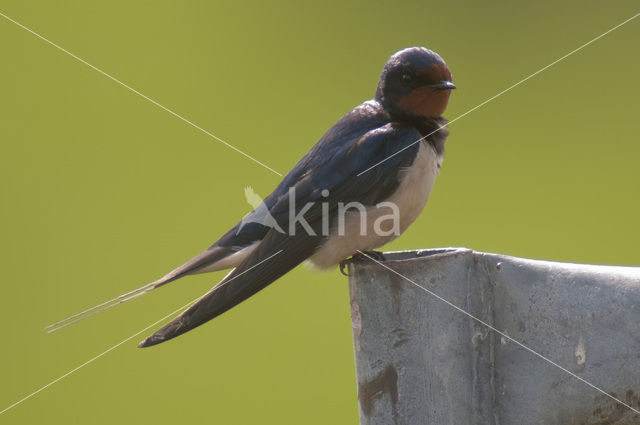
[390, 140, 441, 233]
[309, 141, 441, 269]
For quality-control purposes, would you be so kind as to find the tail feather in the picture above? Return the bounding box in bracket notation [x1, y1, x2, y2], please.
[138, 230, 323, 347]
[45, 246, 235, 333]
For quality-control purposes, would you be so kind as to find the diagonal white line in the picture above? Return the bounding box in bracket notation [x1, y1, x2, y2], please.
[0, 250, 283, 417]
[0, 11, 283, 177]
[357, 11, 640, 176]
[1, 4, 638, 419]
[355, 250, 640, 417]
[0, 299, 196, 417]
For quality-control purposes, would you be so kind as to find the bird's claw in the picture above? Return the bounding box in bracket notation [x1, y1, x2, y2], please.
[339, 259, 351, 276]
[339, 251, 387, 276]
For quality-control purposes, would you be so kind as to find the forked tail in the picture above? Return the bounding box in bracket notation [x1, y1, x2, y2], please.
[45, 246, 235, 333]
[44, 273, 182, 333]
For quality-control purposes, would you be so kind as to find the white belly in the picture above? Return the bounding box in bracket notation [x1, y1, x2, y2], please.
[309, 141, 441, 269]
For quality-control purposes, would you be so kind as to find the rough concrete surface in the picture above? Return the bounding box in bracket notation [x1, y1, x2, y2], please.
[347, 248, 640, 425]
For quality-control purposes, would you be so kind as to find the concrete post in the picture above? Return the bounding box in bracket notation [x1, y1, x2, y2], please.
[347, 248, 640, 425]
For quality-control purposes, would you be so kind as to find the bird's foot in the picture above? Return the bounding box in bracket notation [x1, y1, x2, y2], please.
[339, 251, 387, 276]
[339, 260, 349, 276]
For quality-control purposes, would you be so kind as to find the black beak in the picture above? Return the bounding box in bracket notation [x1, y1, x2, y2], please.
[427, 80, 456, 90]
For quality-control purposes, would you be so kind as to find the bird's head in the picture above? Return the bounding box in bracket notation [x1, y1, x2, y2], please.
[375, 47, 455, 119]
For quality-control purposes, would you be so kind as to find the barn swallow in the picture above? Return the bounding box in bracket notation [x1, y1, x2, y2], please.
[47, 47, 455, 346]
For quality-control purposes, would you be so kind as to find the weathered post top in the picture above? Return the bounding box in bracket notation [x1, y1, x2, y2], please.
[347, 248, 640, 425]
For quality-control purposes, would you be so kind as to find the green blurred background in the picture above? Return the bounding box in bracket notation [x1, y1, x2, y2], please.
[1, 1, 638, 423]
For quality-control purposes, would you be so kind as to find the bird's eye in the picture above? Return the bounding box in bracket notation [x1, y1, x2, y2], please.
[402, 73, 412, 82]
